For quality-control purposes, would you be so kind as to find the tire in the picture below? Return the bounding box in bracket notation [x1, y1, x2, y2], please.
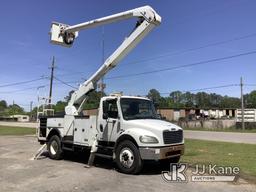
[115, 140, 143, 174]
[47, 135, 63, 160]
[160, 156, 180, 169]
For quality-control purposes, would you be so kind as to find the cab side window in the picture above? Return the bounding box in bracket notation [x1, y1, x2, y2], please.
[103, 99, 118, 119]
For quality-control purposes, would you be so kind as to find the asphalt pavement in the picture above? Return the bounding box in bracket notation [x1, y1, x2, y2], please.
[0, 136, 255, 192]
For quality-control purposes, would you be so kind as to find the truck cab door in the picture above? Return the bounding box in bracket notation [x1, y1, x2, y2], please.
[98, 99, 120, 142]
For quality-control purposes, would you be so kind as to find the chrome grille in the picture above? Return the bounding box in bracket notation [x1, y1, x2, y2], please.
[163, 130, 183, 144]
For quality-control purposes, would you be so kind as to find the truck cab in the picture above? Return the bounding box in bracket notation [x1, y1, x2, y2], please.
[38, 95, 184, 174]
[98, 95, 184, 172]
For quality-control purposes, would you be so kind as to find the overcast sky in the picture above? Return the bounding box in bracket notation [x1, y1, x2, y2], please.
[1, 0, 256, 111]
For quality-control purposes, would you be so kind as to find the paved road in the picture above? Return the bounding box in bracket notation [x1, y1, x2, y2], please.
[0, 136, 255, 192]
[184, 130, 256, 144]
[0, 121, 37, 128]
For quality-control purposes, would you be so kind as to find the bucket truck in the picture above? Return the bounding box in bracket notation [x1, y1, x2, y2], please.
[37, 5, 184, 174]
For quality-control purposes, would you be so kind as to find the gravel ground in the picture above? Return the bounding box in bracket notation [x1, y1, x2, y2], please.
[0, 136, 255, 192]
[0, 121, 37, 128]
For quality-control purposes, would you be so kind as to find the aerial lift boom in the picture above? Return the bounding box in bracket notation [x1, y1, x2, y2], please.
[37, 6, 184, 174]
[50, 6, 161, 115]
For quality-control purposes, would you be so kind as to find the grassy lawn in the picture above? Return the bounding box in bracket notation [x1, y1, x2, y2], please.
[182, 139, 256, 180]
[183, 127, 256, 133]
[0, 126, 36, 135]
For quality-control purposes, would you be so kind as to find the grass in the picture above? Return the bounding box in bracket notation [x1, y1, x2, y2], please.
[183, 127, 256, 133]
[182, 139, 256, 180]
[0, 125, 36, 135]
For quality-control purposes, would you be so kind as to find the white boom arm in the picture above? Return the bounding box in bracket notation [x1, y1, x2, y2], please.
[50, 5, 161, 115]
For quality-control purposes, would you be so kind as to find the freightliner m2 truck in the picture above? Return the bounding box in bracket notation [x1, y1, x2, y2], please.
[37, 6, 184, 174]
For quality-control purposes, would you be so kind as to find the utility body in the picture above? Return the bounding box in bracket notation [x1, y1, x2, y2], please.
[37, 6, 184, 174]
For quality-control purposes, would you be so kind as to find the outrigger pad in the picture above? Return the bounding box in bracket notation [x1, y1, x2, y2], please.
[31, 144, 47, 160]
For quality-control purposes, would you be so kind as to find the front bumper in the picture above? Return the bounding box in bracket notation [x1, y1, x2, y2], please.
[139, 144, 184, 160]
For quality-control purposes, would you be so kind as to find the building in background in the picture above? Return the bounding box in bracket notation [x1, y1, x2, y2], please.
[157, 108, 236, 122]
[10, 115, 30, 122]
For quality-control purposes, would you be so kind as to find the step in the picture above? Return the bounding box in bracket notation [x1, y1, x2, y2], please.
[94, 153, 113, 159]
[96, 145, 114, 150]
[62, 146, 74, 151]
[62, 140, 73, 144]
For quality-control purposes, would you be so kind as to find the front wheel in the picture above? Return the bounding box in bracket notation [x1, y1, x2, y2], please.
[115, 140, 143, 174]
[47, 135, 63, 160]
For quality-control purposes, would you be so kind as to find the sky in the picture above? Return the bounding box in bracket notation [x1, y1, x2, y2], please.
[0, 0, 256, 111]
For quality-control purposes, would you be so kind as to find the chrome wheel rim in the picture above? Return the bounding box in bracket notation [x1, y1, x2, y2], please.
[50, 140, 58, 155]
[119, 147, 134, 168]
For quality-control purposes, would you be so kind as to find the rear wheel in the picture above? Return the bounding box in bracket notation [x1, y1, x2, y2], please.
[115, 140, 143, 174]
[47, 135, 63, 160]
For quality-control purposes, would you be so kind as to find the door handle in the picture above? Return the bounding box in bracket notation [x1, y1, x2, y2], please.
[100, 124, 103, 132]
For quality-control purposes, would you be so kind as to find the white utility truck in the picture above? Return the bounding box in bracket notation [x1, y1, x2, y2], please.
[37, 6, 184, 174]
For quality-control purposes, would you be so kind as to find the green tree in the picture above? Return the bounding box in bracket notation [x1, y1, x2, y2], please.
[83, 91, 105, 109]
[0, 100, 8, 115]
[54, 101, 67, 112]
[169, 91, 183, 103]
[0, 100, 7, 110]
[244, 90, 256, 108]
[147, 89, 161, 104]
[7, 104, 24, 115]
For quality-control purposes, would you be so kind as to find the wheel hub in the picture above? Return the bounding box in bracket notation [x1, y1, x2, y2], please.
[50, 140, 58, 155]
[120, 148, 134, 168]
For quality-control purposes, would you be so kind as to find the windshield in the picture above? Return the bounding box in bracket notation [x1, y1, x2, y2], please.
[120, 98, 158, 120]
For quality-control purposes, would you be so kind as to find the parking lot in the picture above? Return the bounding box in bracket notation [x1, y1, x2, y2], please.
[0, 136, 255, 192]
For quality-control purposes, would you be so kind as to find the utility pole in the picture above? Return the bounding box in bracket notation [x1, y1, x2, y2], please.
[30, 101, 33, 113]
[30, 101, 33, 121]
[100, 27, 106, 97]
[240, 77, 245, 130]
[49, 56, 55, 107]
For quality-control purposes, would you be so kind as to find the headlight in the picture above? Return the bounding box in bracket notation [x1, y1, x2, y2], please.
[139, 135, 159, 144]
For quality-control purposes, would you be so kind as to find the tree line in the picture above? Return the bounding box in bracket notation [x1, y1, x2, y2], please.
[0, 100, 25, 116]
[49, 89, 256, 113]
[1, 89, 256, 116]
[147, 89, 243, 109]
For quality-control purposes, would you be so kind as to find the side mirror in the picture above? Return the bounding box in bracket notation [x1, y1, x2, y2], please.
[103, 113, 108, 120]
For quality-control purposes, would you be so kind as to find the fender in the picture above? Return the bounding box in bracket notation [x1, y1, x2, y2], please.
[46, 127, 63, 141]
[116, 128, 160, 148]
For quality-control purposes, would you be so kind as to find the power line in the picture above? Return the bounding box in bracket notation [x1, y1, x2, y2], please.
[53, 76, 77, 89]
[158, 84, 239, 95]
[0, 80, 81, 94]
[106, 50, 256, 79]
[50, 32, 256, 79]
[55, 67, 86, 77]
[0, 85, 48, 94]
[244, 84, 256, 86]
[56, 80, 81, 85]
[182, 84, 239, 93]
[0, 77, 46, 88]
[147, 83, 256, 96]
[121, 32, 256, 66]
